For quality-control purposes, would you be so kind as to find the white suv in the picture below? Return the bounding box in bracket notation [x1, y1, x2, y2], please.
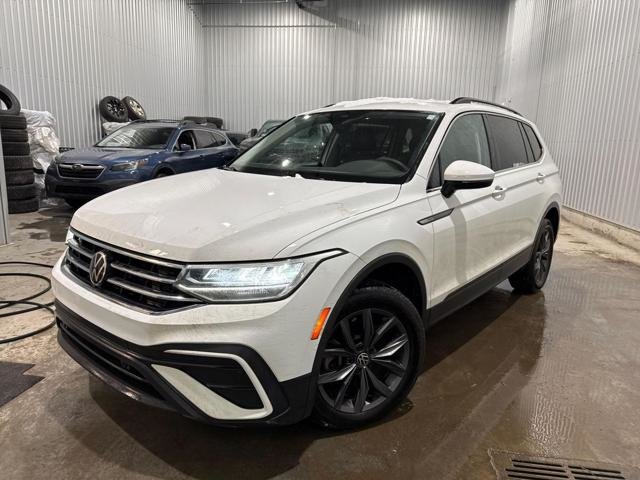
[52, 97, 561, 428]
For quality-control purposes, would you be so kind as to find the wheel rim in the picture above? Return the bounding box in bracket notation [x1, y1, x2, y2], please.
[107, 99, 125, 117]
[128, 98, 144, 117]
[534, 227, 553, 285]
[318, 308, 411, 414]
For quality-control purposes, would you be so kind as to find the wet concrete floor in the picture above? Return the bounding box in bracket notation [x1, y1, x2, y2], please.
[1, 201, 640, 479]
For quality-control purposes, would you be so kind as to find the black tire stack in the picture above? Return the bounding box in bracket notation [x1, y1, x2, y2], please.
[1, 84, 38, 214]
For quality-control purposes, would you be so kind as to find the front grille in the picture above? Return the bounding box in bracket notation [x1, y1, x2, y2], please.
[65, 230, 201, 312]
[58, 163, 105, 179]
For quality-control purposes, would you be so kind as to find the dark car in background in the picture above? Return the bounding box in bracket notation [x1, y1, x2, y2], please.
[46, 120, 239, 208]
[237, 119, 284, 154]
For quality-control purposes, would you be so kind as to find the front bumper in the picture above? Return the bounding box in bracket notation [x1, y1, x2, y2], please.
[56, 301, 311, 425]
[45, 166, 143, 200]
[52, 252, 363, 424]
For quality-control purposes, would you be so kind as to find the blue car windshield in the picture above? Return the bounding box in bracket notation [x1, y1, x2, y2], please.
[96, 125, 176, 149]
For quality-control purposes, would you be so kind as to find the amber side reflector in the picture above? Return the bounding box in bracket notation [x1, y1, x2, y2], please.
[311, 307, 331, 340]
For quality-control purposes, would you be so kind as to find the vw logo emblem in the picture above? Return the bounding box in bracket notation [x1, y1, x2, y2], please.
[356, 352, 370, 368]
[72, 164, 82, 171]
[89, 251, 109, 287]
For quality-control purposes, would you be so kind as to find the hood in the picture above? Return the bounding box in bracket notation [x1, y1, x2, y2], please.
[71, 169, 400, 262]
[60, 147, 157, 164]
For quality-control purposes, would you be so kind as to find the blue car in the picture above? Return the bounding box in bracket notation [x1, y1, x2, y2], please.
[46, 120, 239, 208]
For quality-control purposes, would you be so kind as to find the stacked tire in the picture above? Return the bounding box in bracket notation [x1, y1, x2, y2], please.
[1, 84, 38, 214]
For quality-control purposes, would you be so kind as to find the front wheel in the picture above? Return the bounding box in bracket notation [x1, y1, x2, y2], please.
[509, 218, 555, 293]
[312, 286, 425, 429]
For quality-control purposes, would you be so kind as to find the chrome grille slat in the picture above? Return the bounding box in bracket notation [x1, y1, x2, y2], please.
[67, 238, 93, 258]
[110, 262, 176, 284]
[58, 163, 105, 179]
[66, 252, 90, 272]
[64, 230, 199, 312]
[106, 277, 195, 302]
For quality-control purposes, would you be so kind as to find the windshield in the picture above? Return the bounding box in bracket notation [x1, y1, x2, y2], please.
[258, 120, 283, 136]
[96, 125, 176, 149]
[231, 110, 441, 183]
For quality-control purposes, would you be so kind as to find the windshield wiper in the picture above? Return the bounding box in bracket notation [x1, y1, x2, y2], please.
[221, 164, 238, 171]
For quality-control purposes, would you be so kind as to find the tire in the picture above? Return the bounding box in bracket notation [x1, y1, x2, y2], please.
[2, 155, 32, 170]
[65, 198, 87, 209]
[0, 128, 28, 142]
[8, 197, 39, 214]
[122, 96, 146, 120]
[312, 286, 425, 429]
[7, 184, 37, 201]
[0, 84, 21, 115]
[508, 218, 555, 294]
[0, 114, 27, 129]
[1, 141, 30, 156]
[5, 169, 34, 186]
[99, 96, 128, 122]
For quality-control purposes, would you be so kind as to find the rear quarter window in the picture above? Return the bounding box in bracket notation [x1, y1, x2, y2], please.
[522, 123, 543, 161]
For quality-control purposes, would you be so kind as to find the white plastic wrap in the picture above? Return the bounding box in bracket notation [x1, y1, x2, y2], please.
[23, 109, 61, 171]
[102, 121, 130, 136]
[23, 109, 62, 200]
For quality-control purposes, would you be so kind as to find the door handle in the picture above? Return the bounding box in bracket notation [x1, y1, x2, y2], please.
[492, 185, 507, 198]
[536, 172, 545, 183]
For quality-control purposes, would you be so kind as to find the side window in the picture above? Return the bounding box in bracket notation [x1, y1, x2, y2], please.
[212, 132, 227, 147]
[194, 130, 216, 149]
[175, 130, 196, 151]
[522, 124, 543, 162]
[428, 114, 490, 188]
[484, 115, 528, 170]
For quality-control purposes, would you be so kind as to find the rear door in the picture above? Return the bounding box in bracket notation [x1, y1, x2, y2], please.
[194, 130, 237, 168]
[426, 113, 512, 307]
[483, 114, 548, 259]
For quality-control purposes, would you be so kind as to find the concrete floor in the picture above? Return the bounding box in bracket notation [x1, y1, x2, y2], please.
[1, 201, 640, 480]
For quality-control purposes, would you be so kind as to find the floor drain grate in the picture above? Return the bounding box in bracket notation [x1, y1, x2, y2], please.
[489, 450, 640, 480]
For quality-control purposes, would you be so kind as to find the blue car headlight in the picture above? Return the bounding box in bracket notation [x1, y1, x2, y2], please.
[110, 158, 148, 171]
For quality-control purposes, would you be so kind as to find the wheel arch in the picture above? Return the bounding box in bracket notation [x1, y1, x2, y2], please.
[302, 253, 428, 418]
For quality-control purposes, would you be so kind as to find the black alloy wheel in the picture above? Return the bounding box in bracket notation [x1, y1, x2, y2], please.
[318, 308, 410, 414]
[534, 226, 553, 287]
[508, 218, 555, 293]
[313, 286, 425, 428]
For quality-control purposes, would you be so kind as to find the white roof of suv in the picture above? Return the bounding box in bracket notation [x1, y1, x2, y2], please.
[307, 96, 523, 118]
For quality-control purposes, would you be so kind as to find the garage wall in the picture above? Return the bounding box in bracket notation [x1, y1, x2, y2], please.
[0, 0, 206, 147]
[496, 0, 640, 231]
[202, 0, 507, 131]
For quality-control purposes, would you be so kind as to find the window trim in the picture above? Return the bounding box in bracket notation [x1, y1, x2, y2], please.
[521, 122, 544, 163]
[425, 111, 491, 191]
[425, 110, 545, 192]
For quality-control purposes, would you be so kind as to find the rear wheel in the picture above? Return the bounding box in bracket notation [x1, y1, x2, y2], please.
[509, 218, 555, 293]
[312, 286, 425, 429]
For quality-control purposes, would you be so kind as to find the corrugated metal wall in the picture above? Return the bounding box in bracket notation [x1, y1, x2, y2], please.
[496, 0, 640, 231]
[0, 0, 205, 147]
[203, 0, 507, 131]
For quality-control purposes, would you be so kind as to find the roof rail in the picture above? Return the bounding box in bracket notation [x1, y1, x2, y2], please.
[129, 119, 180, 124]
[450, 97, 522, 117]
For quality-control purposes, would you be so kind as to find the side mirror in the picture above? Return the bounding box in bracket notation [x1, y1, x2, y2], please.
[179, 143, 193, 152]
[441, 160, 494, 198]
[248, 128, 258, 137]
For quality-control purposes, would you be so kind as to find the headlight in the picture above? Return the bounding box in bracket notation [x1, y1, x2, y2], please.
[175, 250, 344, 302]
[110, 158, 148, 171]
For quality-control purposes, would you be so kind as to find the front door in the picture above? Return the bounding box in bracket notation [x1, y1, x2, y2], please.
[425, 113, 511, 311]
